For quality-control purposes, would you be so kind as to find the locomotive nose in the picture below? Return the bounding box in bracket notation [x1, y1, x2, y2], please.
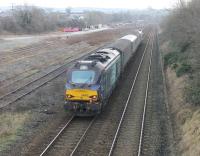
[65, 89, 98, 102]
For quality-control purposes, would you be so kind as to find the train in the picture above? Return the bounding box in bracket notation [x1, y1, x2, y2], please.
[64, 30, 143, 116]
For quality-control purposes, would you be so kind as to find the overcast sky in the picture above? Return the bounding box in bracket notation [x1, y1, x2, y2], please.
[0, 0, 178, 9]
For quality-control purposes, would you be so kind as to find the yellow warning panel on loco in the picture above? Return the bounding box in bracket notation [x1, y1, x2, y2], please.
[66, 89, 98, 101]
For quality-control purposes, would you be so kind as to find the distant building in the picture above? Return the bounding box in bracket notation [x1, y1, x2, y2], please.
[69, 12, 84, 20]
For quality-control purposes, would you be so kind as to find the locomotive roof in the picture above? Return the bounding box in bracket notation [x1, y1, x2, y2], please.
[74, 48, 120, 70]
[107, 39, 132, 52]
[121, 35, 137, 42]
[105, 34, 138, 53]
[72, 34, 138, 71]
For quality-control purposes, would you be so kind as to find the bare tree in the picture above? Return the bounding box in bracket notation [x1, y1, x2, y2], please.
[84, 11, 109, 25]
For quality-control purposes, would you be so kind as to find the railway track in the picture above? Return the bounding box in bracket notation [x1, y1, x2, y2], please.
[139, 28, 175, 156]
[0, 46, 102, 109]
[0, 42, 93, 90]
[1, 38, 67, 55]
[0, 39, 70, 87]
[108, 31, 154, 156]
[39, 116, 96, 156]
[0, 40, 59, 63]
[0, 39, 79, 66]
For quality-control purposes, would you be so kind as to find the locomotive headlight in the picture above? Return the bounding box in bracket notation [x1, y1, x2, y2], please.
[66, 94, 73, 98]
[89, 95, 98, 101]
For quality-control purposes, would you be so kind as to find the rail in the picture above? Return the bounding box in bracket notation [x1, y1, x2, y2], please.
[108, 31, 154, 156]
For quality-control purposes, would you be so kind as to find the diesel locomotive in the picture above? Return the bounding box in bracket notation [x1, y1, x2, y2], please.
[65, 31, 142, 116]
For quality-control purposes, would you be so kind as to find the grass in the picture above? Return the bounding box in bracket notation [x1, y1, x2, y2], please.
[176, 108, 193, 125]
[164, 67, 200, 156]
[181, 110, 200, 156]
[0, 112, 29, 151]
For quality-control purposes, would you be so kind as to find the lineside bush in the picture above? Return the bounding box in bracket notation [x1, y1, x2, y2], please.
[185, 79, 200, 106]
[176, 63, 191, 77]
[164, 52, 179, 66]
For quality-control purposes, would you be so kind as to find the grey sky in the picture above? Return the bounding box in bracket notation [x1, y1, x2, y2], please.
[0, 0, 178, 9]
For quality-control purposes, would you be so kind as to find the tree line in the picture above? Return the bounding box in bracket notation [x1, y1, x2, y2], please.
[0, 5, 166, 34]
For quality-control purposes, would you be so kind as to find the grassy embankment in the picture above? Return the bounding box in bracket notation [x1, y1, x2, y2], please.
[160, 1, 200, 155]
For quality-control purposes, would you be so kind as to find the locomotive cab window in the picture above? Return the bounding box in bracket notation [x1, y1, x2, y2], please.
[71, 70, 95, 84]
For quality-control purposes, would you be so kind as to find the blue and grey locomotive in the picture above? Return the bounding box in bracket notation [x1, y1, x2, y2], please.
[65, 32, 142, 116]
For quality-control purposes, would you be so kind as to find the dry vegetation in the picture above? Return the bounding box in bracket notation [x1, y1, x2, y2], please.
[160, 0, 200, 155]
[0, 112, 29, 151]
[165, 68, 200, 156]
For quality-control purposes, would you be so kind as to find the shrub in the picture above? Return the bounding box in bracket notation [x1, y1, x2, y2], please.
[176, 63, 191, 77]
[180, 42, 191, 53]
[164, 52, 179, 66]
[185, 79, 200, 106]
